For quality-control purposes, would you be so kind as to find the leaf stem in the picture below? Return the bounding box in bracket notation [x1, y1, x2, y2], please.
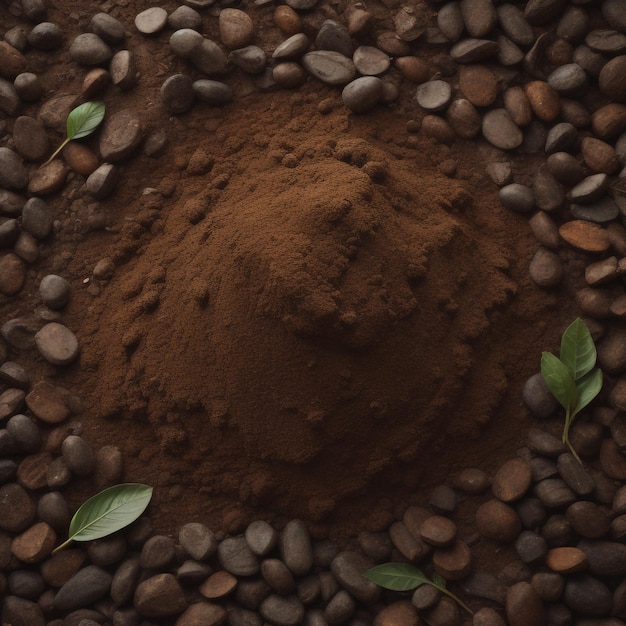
[51, 538, 73, 555]
[436, 584, 474, 615]
[562, 408, 582, 465]
[40, 137, 70, 169]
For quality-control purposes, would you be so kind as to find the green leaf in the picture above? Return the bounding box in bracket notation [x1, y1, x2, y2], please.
[432, 573, 447, 588]
[54, 483, 152, 552]
[541, 351, 579, 412]
[560, 318, 597, 381]
[574, 367, 603, 416]
[363, 563, 429, 592]
[66, 100, 106, 140]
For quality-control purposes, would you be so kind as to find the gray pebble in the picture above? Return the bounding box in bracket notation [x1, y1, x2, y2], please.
[571, 197, 620, 224]
[573, 44, 606, 79]
[535, 478, 577, 509]
[7, 414, 40, 453]
[13, 116, 49, 162]
[53, 565, 112, 611]
[27, 22, 63, 50]
[39, 274, 70, 309]
[169, 28, 204, 59]
[499, 183, 535, 213]
[88, 535, 127, 567]
[280, 519, 313, 577]
[528, 428, 565, 457]
[324, 589, 355, 624]
[192, 79, 233, 105]
[546, 152, 585, 185]
[190, 38, 229, 75]
[261, 559, 296, 595]
[91, 13, 126, 44]
[285, 0, 317, 9]
[4, 27, 28, 52]
[179, 522, 217, 560]
[111, 556, 141, 605]
[0, 147, 28, 190]
[99, 109, 143, 161]
[586, 29, 626, 55]
[515, 530, 547, 563]
[260, 595, 304, 626]
[603, 0, 626, 33]
[545, 122, 578, 154]
[529, 247, 563, 287]
[110, 50, 137, 90]
[415, 79, 452, 111]
[21, 197, 52, 239]
[437, 2, 464, 42]
[218, 535, 259, 576]
[22, 0, 47, 20]
[37, 491, 70, 533]
[0, 219, 19, 247]
[450, 38, 499, 62]
[139, 534, 176, 569]
[161, 74, 195, 114]
[482, 109, 523, 150]
[460, 0, 497, 38]
[497, 34, 524, 65]
[245, 520, 277, 557]
[330, 551, 381, 604]
[34, 322, 79, 365]
[497, 3, 534, 46]
[168, 6, 202, 31]
[177, 559, 212, 585]
[62, 435, 96, 476]
[557, 453, 594, 496]
[0, 190, 26, 217]
[342, 76, 383, 114]
[578, 539, 626, 576]
[135, 7, 168, 35]
[69, 33, 113, 65]
[315, 20, 353, 57]
[302, 51, 356, 86]
[352, 46, 390, 76]
[557, 6, 589, 43]
[570, 173, 610, 204]
[0, 362, 28, 389]
[547, 63, 588, 96]
[273, 33, 310, 60]
[229, 46, 266, 74]
[85, 163, 120, 200]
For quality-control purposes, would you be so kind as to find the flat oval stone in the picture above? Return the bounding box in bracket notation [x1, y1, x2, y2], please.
[492, 458, 533, 502]
[505, 581, 548, 626]
[499, 183, 535, 213]
[546, 547, 588, 574]
[415, 79, 452, 111]
[135, 7, 168, 35]
[11, 522, 56, 564]
[229, 46, 266, 74]
[586, 29, 626, 54]
[192, 79, 232, 106]
[168, 6, 202, 31]
[528, 211, 561, 249]
[432, 539, 471, 580]
[99, 109, 143, 161]
[274, 5, 301, 35]
[535, 478, 577, 509]
[342, 76, 383, 114]
[353, 46, 390, 76]
[260, 594, 304, 626]
[62, 435, 95, 476]
[134, 573, 187, 618]
[27, 22, 63, 50]
[280, 519, 313, 577]
[34, 322, 79, 365]
[557, 453, 594, 496]
[529, 247, 563, 287]
[438, 2, 464, 42]
[110, 50, 137, 91]
[482, 109, 523, 149]
[69, 33, 112, 65]
[563, 574, 613, 616]
[330, 551, 381, 604]
[0, 253, 26, 296]
[475, 499, 521, 542]
[447, 98, 481, 139]
[28, 160, 68, 196]
[570, 173, 610, 204]
[566, 502, 609, 539]
[592, 103, 626, 139]
[273, 33, 310, 59]
[85, 163, 119, 200]
[218, 536, 259, 576]
[0, 483, 35, 532]
[547, 63, 587, 96]
[273, 63, 306, 88]
[460, 0, 497, 38]
[13, 116, 49, 162]
[559, 221, 611, 253]
[450, 38, 499, 63]
[90, 12, 126, 44]
[599, 55, 626, 102]
[497, 3, 534, 46]
[524, 80, 560, 122]
[302, 51, 356, 86]
[169, 28, 204, 59]
[190, 38, 229, 75]
[571, 197, 619, 224]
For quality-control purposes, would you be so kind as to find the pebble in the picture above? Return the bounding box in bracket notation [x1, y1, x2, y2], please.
[342, 77, 383, 114]
[134, 573, 188, 618]
[273, 33, 310, 60]
[69, 33, 113, 65]
[505, 581, 547, 626]
[524, 81, 560, 122]
[280, 519, 313, 576]
[459, 65, 497, 106]
[190, 39, 229, 76]
[545, 546, 588, 574]
[330, 551, 380, 604]
[177, 602, 227, 625]
[61, 435, 95, 476]
[0, 483, 35, 532]
[0, 362, 29, 389]
[432, 538, 471, 579]
[570, 173, 611, 204]
[25, 380, 69, 424]
[497, 3, 533, 46]
[559, 221, 611, 253]
[274, 5, 301, 35]
[0, 253, 26, 296]
[374, 600, 419, 626]
[13, 116, 48, 162]
[245, 520, 277, 557]
[0, 147, 28, 190]
[229, 46, 266, 74]
[529, 247, 563, 287]
[110, 50, 137, 91]
[219, 9, 255, 49]
[192, 80, 233, 106]
[99, 109, 143, 161]
[63, 143, 100, 176]
[179, 522, 217, 560]
[302, 51, 356, 86]
[492, 458, 533, 502]
[0, 218, 18, 249]
[168, 6, 202, 31]
[533, 166, 564, 212]
[547, 152, 585, 185]
[273, 63, 306, 88]
[515, 530, 547, 563]
[395, 56, 432, 84]
[460, 0, 497, 38]
[475, 499, 521, 542]
[7, 414, 40, 452]
[0, 42, 27, 80]
[27, 22, 63, 50]
[497, 35, 524, 65]
[169, 29, 204, 59]
[558, 453, 594, 495]
[582, 137, 620, 174]
[39, 274, 70, 309]
[535, 478, 577, 509]
[81, 68, 111, 99]
[140, 534, 176, 569]
[586, 29, 626, 55]
[566, 501, 609, 539]
[563, 574, 613, 616]
[592, 103, 626, 140]
[579, 539, 626, 577]
[135, 7, 168, 35]
[450, 38, 498, 63]
[85, 163, 120, 200]
[11, 521, 56, 564]
[218, 536, 259, 576]
[90, 13, 126, 44]
[260, 594, 304, 626]
[353, 46, 390, 76]
[599, 55, 626, 102]
[28, 160, 68, 196]
[0, 189, 25, 217]
[544, 122, 578, 154]
[415, 80, 452, 112]
[547, 63, 587, 96]
[447, 98, 481, 139]
[499, 183, 535, 213]
[523, 375, 557, 420]
[437, 2, 464, 42]
[34, 322, 79, 366]
[482, 109, 523, 150]
[198, 569, 237, 598]
[37, 492, 70, 534]
[419, 515, 457, 547]
[571, 197, 620, 224]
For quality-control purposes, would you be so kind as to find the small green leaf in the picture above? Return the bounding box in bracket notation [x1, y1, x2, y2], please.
[541, 351, 579, 412]
[66, 100, 106, 140]
[560, 318, 597, 381]
[432, 573, 447, 588]
[54, 483, 152, 553]
[574, 367, 603, 416]
[363, 563, 429, 592]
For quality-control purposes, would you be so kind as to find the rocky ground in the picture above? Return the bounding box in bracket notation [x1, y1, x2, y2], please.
[3, 0, 626, 624]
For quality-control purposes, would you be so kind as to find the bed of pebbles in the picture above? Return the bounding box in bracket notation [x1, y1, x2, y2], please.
[2, 0, 626, 623]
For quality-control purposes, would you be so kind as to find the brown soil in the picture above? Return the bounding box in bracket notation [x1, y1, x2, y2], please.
[2, 0, 575, 543]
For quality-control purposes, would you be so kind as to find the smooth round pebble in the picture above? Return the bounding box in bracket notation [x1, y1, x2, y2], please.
[135, 7, 168, 35]
[342, 76, 383, 114]
[34, 323, 79, 366]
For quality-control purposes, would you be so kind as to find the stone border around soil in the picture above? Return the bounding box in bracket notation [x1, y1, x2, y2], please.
[2, 0, 626, 624]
